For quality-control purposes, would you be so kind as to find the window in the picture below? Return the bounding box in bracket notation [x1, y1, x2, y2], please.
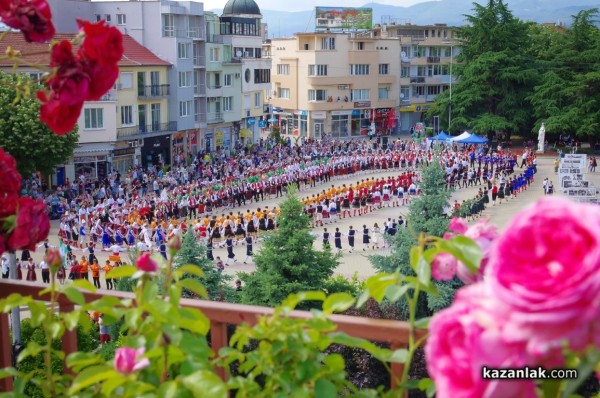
[224, 74, 232, 87]
[117, 14, 126, 25]
[379, 64, 389, 75]
[254, 69, 270, 84]
[401, 66, 410, 77]
[244, 48, 254, 57]
[308, 64, 328, 76]
[357, 42, 364, 50]
[121, 105, 133, 126]
[255, 48, 262, 58]
[104, 14, 111, 22]
[351, 89, 369, 100]
[308, 89, 327, 101]
[350, 64, 369, 75]
[321, 37, 335, 50]
[178, 71, 192, 87]
[417, 66, 427, 76]
[277, 64, 290, 75]
[278, 88, 290, 99]
[179, 100, 192, 117]
[163, 14, 174, 37]
[378, 87, 389, 100]
[401, 46, 411, 57]
[119, 72, 133, 89]
[95, 14, 101, 22]
[413, 46, 425, 57]
[400, 87, 410, 101]
[223, 96, 233, 111]
[28, 72, 43, 81]
[412, 86, 425, 97]
[84, 108, 103, 129]
[430, 47, 441, 57]
[427, 85, 441, 95]
[178, 43, 191, 59]
[254, 92, 261, 107]
[210, 47, 220, 62]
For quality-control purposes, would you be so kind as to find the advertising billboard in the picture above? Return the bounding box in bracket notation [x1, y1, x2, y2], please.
[315, 7, 373, 30]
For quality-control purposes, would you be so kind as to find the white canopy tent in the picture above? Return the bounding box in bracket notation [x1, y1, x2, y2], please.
[451, 131, 471, 142]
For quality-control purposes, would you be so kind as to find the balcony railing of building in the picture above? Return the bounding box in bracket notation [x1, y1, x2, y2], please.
[138, 84, 170, 99]
[207, 112, 224, 123]
[409, 77, 426, 83]
[193, 55, 206, 67]
[97, 89, 117, 101]
[117, 121, 177, 139]
[195, 113, 207, 124]
[0, 279, 419, 393]
[206, 34, 223, 43]
[162, 28, 205, 39]
[194, 84, 206, 95]
[427, 56, 441, 63]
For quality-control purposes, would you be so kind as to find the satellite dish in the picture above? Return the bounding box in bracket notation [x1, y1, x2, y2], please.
[236, 50, 242, 57]
[400, 93, 405, 99]
[401, 51, 406, 57]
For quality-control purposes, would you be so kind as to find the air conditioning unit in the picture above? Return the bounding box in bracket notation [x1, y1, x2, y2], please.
[137, 139, 143, 147]
[234, 73, 241, 78]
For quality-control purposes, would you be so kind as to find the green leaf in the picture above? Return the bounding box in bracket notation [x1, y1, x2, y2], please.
[181, 370, 227, 398]
[385, 284, 410, 302]
[418, 378, 436, 398]
[62, 286, 85, 305]
[17, 341, 43, 362]
[439, 236, 483, 274]
[322, 293, 355, 314]
[416, 256, 431, 287]
[314, 378, 337, 398]
[68, 365, 116, 394]
[323, 353, 345, 372]
[175, 264, 205, 279]
[179, 278, 208, 299]
[70, 279, 97, 292]
[561, 350, 600, 398]
[356, 290, 370, 308]
[100, 373, 129, 396]
[414, 317, 431, 329]
[388, 348, 408, 363]
[158, 381, 189, 398]
[107, 265, 137, 279]
[66, 352, 104, 373]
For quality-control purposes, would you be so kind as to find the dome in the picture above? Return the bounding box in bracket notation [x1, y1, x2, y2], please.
[222, 0, 261, 16]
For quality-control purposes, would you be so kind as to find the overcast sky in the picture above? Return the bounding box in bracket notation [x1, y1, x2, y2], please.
[203, 0, 429, 12]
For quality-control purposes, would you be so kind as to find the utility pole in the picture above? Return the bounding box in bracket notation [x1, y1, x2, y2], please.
[8, 252, 21, 346]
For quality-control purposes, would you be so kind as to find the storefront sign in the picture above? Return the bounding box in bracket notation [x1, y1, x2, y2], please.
[312, 111, 326, 119]
[294, 110, 308, 116]
[354, 101, 371, 108]
[113, 147, 135, 157]
[399, 104, 432, 113]
[375, 108, 392, 116]
[331, 110, 352, 116]
[247, 118, 256, 125]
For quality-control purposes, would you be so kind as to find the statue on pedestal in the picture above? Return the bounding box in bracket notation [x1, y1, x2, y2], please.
[537, 123, 546, 152]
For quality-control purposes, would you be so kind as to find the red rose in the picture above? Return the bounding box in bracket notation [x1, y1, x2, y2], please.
[37, 40, 89, 134]
[82, 60, 119, 101]
[77, 20, 124, 65]
[0, 193, 19, 220]
[0, 0, 55, 42]
[6, 197, 50, 251]
[0, 148, 22, 195]
[0, 235, 5, 257]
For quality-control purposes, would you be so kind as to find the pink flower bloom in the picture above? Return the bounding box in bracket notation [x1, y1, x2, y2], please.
[456, 218, 499, 285]
[431, 252, 457, 281]
[0, 0, 55, 42]
[44, 248, 62, 269]
[6, 197, 50, 252]
[426, 284, 537, 398]
[0, 148, 22, 195]
[114, 347, 150, 374]
[449, 217, 468, 234]
[488, 198, 600, 358]
[136, 253, 158, 274]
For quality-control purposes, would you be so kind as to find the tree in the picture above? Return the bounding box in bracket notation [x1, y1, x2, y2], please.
[528, 9, 600, 141]
[173, 229, 235, 302]
[239, 188, 340, 308]
[0, 72, 78, 177]
[371, 160, 462, 316]
[428, 0, 538, 138]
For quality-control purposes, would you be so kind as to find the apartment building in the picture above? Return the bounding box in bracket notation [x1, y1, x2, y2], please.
[0, 32, 171, 182]
[371, 22, 458, 133]
[268, 32, 400, 139]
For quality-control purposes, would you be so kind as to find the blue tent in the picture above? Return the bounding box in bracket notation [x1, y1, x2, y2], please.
[456, 133, 488, 144]
[429, 131, 453, 141]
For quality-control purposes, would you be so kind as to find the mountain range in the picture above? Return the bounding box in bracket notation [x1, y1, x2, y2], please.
[212, 0, 598, 38]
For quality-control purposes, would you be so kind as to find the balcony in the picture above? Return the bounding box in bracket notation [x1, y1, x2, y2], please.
[427, 56, 441, 63]
[207, 112, 224, 123]
[194, 84, 206, 96]
[193, 55, 206, 67]
[96, 89, 117, 101]
[137, 84, 170, 99]
[410, 76, 426, 84]
[206, 85, 223, 97]
[0, 279, 416, 393]
[162, 28, 205, 39]
[206, 34, 223, 43]
[116, 121, 177, 139]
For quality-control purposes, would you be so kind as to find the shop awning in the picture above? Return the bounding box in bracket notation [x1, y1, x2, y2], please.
[73, 143, 115, 155]
[240, 129, 253, 138]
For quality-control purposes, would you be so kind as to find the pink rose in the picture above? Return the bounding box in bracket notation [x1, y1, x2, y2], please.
[426, 284, 536, 398]
[136, 253, 158, 273]
[488, 198, 600, 357]
[0, 148, 22, 195]
[114, 347, 150, 374]
[44, 248, 62, 269]
[449, 217, 468, 234]
[456, 218, 499, 285]
[431, 252, 457, 281]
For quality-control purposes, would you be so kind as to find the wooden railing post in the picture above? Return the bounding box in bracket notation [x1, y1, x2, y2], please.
[210, 320, 229, 381]
[59, 303, 78, 375]
[0, 312, 13, 392]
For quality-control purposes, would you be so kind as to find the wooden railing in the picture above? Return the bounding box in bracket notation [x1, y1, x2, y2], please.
[0, 279, 421, 393]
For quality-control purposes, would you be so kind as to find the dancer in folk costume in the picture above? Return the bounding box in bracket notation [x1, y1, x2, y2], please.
[243, 235, 254, 264]
[206, 238, 214, 261]
[126, 226, 136, 247]
[223, 235, 237, 265]
[101, 224, 112, 249]
[362, 225, 371, 251]
[114, 227, 125, 246]
[25, 258, 36, 281]
[347, 226, 356, 253]
[334, 227, 343, 253]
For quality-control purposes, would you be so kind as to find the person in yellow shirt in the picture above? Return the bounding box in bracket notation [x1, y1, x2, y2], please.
[79, 256, 89, 280]
[91, 260, 101, 289]
[103, 261, 113, 290]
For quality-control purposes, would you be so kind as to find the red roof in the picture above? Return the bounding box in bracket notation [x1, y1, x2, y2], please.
[0, 31, 171, 67]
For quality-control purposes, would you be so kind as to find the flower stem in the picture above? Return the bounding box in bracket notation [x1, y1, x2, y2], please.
[43, 271, 58, 397]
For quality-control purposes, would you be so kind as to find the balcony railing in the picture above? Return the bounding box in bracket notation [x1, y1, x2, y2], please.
[162, 28, 205, 39]
[195, 113, 207, 124]
[117, 121, 177, 138]
[206, 34, 223, 43]
[410, 76, 426, 83]
[97, 89, 117, 101]
[138, 84, 170, 99]
[194, 84, 206, 95]
[0, 279, 418, 393]
[193, 55, 205, 67]
[207, 112, 224, 123]
[427, 56, 441, 63]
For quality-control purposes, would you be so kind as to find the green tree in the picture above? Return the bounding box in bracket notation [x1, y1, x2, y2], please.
[528, 9, 600, 141]
[429, 0, 538, 138]
[371, 160, 462, 316]
[174, 229, 235, 302]
[238, 188, 340, 308]
[0, 72, 79, 177]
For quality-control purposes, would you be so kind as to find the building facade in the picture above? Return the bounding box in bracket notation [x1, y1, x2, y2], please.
[268, 32, 400, 139]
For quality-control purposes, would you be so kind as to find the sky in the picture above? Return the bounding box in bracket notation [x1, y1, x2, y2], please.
[202, 0, 429, 12]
